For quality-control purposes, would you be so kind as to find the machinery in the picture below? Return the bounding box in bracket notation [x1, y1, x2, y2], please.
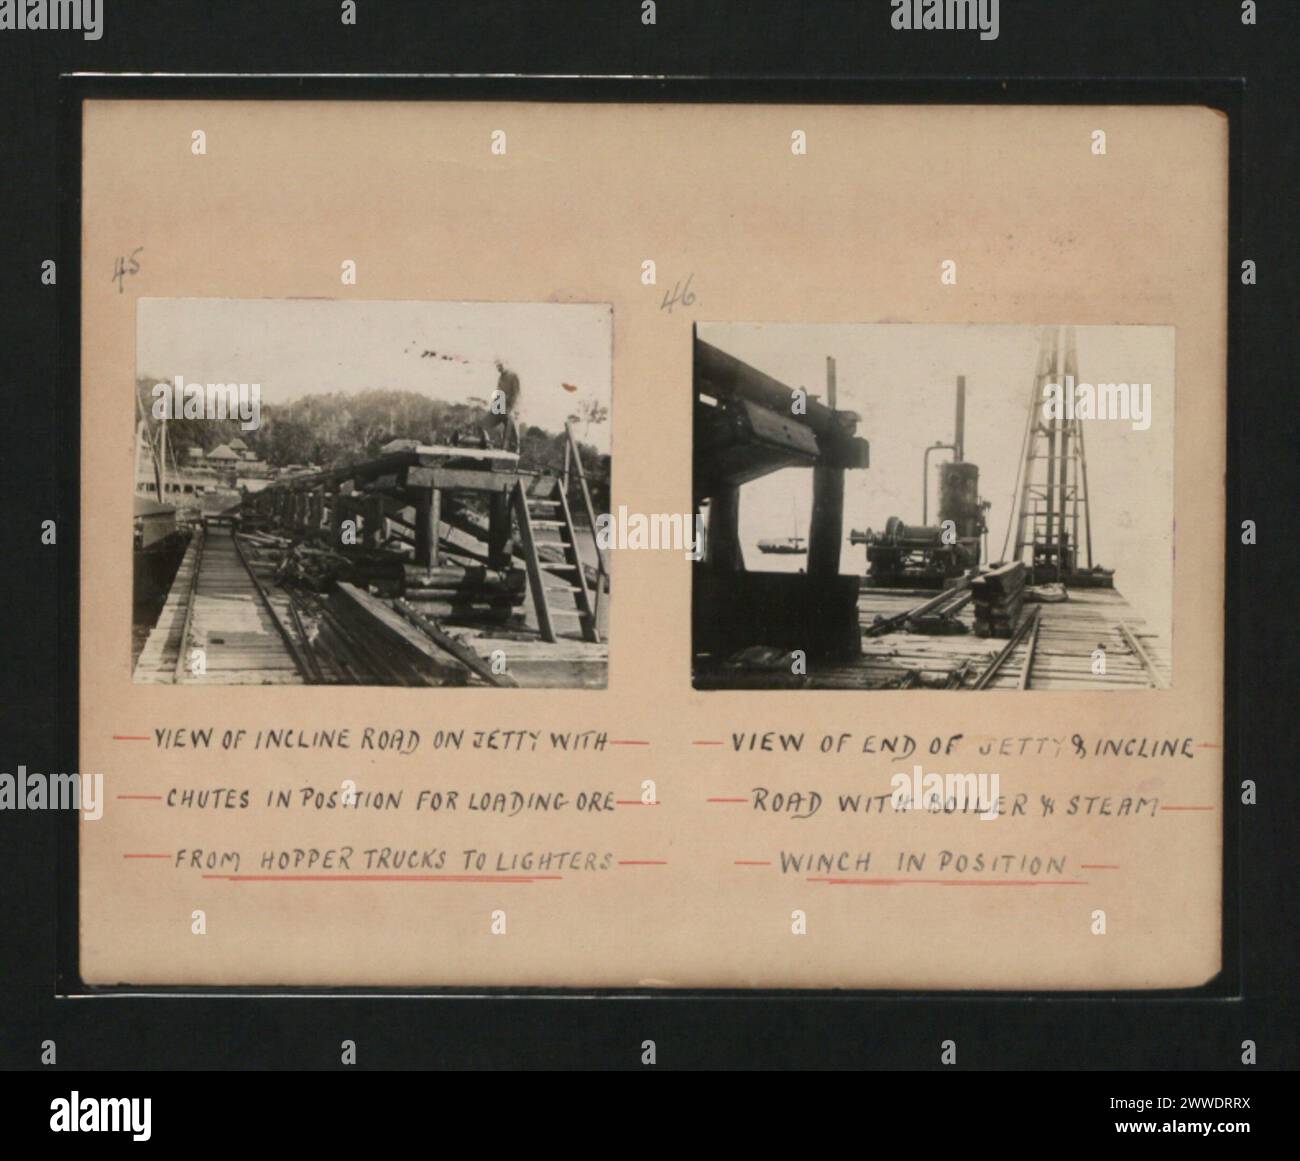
[850, 375, 989, 588]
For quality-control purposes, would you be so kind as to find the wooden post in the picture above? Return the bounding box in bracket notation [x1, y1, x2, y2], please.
[363, 496, 384, 549]
[806, 357, 844, 578]
[512, 482, 557, 643]
[430, 488, 441, 566]
[565, 421, 606, 592]
[807, 470, 845, 578]
[705, 485, 743, 572]
[413, 487, 440, 568]
[330, 489, 344, 549]
[487, 492, 512, 570]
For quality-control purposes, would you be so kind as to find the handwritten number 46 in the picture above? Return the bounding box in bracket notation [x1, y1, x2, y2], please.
[660, 273, 696, 314]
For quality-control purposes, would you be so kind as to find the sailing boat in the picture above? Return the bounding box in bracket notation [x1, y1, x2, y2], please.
[757, 494, 807, 555]
[133, 404, 191, 605]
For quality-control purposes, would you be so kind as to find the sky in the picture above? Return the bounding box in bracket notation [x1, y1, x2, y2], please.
[697, 322, 1176, 646]
[137, 298, 614, 452]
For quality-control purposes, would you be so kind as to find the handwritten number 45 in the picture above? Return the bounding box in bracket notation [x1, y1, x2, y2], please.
[660, 273, 695, 314]
[112, 247, 143, 294]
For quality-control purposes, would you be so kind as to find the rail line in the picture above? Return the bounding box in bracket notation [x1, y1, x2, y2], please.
[962, 605, 1167, 691]
[172, 526, 306, 685]
[969, 605, 1041, 690]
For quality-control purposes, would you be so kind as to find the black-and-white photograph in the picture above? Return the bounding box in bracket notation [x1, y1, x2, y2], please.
[132, 298, 612, 688]
[692, 323, 1174, 690]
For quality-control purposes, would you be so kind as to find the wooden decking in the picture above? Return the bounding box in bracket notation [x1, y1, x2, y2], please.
[449, 631, 608, 689]
[134, 524, 607, 687]
[696, 581, 1170, 691]
[134, 527, 305, 685]
[133, 528, 203, 683]
[840, 585, 1170, 690]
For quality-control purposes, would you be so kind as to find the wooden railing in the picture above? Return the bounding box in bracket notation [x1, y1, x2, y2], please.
[561, 421, 608, 626]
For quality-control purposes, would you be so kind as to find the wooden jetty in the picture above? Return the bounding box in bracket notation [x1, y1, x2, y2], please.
[692, 328, 1171, 692]
[134, 433, 609, 688]
[856, 583, 1167, 690]
[134, 526, 305, 684]
[694, 579, 1169, 691]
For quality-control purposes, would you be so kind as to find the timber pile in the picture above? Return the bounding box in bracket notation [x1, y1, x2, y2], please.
[907, 589, 972, 635]
[400, 563, 527, 623]
[239, 530, 354, 589]
[971, 562, 1027, 638]
[333, 582, 474, 685]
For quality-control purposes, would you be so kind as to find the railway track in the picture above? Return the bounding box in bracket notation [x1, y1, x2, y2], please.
[963, 605, 1167, 691]
[234, 536, 492, 685]
[968, 605, 1041, 690]
[230, 535, 418, 684]
[137, 524, 514, 686]
[172, 526, 306, 684]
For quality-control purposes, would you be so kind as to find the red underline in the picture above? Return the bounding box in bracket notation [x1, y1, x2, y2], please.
[807, 877, 1089, 887]
[618, 860, 668, 866]
[203, 873, 562, 883]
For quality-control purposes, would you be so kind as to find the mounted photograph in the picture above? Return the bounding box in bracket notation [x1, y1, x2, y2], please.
[692, 322, 1174, 691]
[131, 298, 612, 688]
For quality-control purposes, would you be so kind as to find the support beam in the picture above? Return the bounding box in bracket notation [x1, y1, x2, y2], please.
[806, 467, 845, 577]
[806, 356, 844, 578]
[512, 482, 557, 644]
[487, 492, 513, 569]
[704, 486, 744, 572]
[393, 599, 520, 687]
[413, 488, 435, 567]
[362, 496, 385, 549]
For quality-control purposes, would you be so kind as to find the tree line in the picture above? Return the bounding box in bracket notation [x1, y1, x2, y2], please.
[136, 379, 611, 511]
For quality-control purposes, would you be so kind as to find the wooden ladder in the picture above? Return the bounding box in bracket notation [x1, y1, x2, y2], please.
[512, 476, 600, 644]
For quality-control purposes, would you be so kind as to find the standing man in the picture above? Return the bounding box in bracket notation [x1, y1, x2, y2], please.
[495, 360, 522, 451]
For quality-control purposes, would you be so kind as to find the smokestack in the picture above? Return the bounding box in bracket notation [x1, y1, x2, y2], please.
[954, 375, 966, 462]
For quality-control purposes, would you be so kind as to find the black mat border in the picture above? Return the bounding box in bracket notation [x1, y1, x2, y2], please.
[0, 1, 1284, 1071]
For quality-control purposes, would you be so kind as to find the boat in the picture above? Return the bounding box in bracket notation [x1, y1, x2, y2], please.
[133, 409, 192, 606]
[757, 495, 808, 555]
[757, 536, 807, 555]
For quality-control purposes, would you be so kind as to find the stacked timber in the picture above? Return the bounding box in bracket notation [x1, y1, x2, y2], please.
[971, 562, 1027, 638]
[401, 563, 526, 623]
